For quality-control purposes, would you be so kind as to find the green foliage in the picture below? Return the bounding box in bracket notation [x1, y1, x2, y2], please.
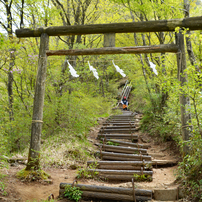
[0, 161, 8, 196]
[176, 135, 202, 201]
[76, 162, 99, 179]
[133, 174, 152, 182]
[106, 141, 119, 146]
[0, 173, 7, 196]
[64, 185, 83, 202]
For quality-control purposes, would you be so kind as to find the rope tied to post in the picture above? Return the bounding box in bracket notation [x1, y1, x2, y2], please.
[32, 120, 43, 123]
[181, 124, 192, 128]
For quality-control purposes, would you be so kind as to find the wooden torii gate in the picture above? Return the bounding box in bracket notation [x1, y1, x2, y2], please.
[15, 16, 202, 170]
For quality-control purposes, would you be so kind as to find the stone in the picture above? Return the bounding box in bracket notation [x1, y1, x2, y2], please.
[42, 179, 53, 184]
[153, 188, 178, 201]
[70, 164, 77, 170]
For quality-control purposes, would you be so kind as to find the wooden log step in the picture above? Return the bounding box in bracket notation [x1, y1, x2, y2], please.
[99, 174, 152, 181]
[87, 161, 152, 170]
[152, 159, 178, 166]
[108, 117, 135, 119]
[107, 118, 135, 123]
[109, 115, 135, 118]
[107, 117, 135, 120]
[88, 160, 178, 167]
[107, 120, 135, 122]
[102, 156, 151, 161]
[97, 144, 148, 154]
[102, 122, 134, 127]
[106, 122, 136, 125]
[88, 169, 153, 176]
[110, 115, 135, 117]
[101, 125, 136, 129]
[59, 183, 152, 196]
[59, 189, 151, 201]
[97, 151, 152, 161]
[97, 134, 138, 141]
[94, 165, 150, 170]
[87, 160, 152, 166]
[108, 118, 135, 121]
[100, 128, 138, 133]
[101, 139, 149, 149]
[106, 120, 135, 122]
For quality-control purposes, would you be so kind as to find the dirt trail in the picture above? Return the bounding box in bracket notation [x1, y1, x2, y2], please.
[1, 114, 181, 202]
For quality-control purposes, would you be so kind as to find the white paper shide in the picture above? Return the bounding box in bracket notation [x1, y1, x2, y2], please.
[112, 60, 126, 77]
[67, 60, 79, 77]
[88, 61, 99, 79]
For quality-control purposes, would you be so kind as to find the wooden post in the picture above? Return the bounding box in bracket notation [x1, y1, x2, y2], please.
[26, 33, 49, 170]
[176, 30, 191, 156]
[104, 33, 115, 47]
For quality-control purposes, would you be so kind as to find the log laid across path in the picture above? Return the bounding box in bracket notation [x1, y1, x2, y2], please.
[97, 134, 138, 140]
[96, 143, 148, 154]
[59, 183, 152, 201]
[87, 160, 152, 170]
[100, 138, 149, 149]
[60, 183, 152, 196]
[59, 189, 151, 201]
[101, 125, 136, 129]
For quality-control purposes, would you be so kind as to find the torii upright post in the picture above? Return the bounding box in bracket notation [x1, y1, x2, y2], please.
[26, 33, 49, 170]
[176, 29, 191, 156]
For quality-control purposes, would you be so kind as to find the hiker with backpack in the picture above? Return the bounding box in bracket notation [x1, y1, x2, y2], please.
[121, 96, 129, 110]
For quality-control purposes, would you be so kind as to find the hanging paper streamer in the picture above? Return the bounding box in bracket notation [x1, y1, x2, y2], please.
[149, 61, 158, 75]
[112, 60, 126, 77]
[67, 60, 79, 77]
[88, 61, 99, 79]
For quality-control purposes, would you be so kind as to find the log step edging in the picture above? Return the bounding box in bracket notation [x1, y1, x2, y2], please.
[87, 160, 177, 168]
[87, 160, 152, 165]
[97, 134, 138, 140]
[59, 183, 152, 201]
[99, 128, 139, 133]
[101, 126, 136, 129]
[96, 151, 152, 161]
[100, 138, 149, 149]
[97, 144, 147, 155]
[87, 160, 153, 170]
[98, 174, 152, 181]
[60, 183, 152, 196]
[59, 189, 151, 201]
[88, 169, 153, 176]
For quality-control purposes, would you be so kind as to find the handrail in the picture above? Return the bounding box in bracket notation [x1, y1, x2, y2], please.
[117, 81, 131, 107]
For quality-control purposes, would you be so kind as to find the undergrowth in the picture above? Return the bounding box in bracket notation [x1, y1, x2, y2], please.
[64, 185, 83, 202]
[0, 169, 7, 196]
[140, 109, 202, 201]
[76, 162, 99, 179]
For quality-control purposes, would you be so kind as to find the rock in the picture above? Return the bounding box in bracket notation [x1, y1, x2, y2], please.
[153, 188, 181, 200]
[70, 164, 77, 170]
[42, 179, 53, 184]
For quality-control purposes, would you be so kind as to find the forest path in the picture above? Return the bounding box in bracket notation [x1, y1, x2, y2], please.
[59, 111, 182, 201]
[1, 111, 181, 202]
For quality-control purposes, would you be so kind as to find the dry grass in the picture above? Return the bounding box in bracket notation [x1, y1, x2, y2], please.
[18, 131, 97, 170]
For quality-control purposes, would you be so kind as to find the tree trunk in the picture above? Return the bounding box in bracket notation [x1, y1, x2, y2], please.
[26, 33, 49, 170]
[176, 30, 191, 156]
[8, 50, 15, 121]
